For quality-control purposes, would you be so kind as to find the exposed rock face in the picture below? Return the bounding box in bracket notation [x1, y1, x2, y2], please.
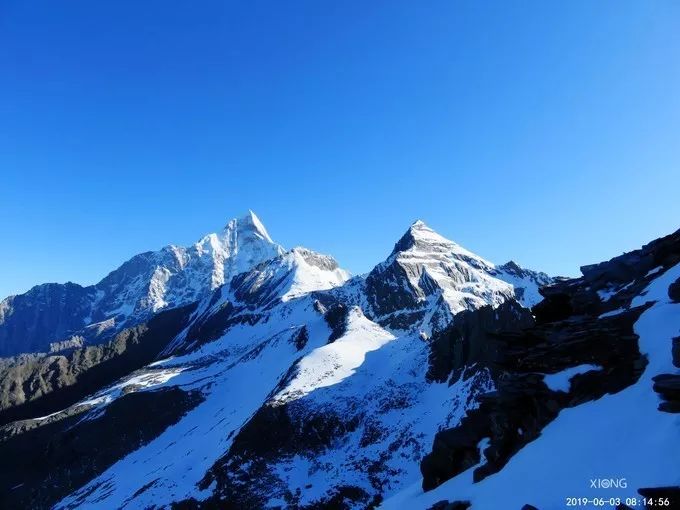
[652, 374, 680, 413]
[0, 283, 95, 357]
[491, 261, 554, 308]
[230, 248, 349, 309]
[426, 300, 534, 384]
[669, 277, 680, 302]
[0, 303, 196, 423]
[364, 221, 543, 333]
[580, 228, 680, 288]
[429, 501, 471, 510]
[0, 211, 284, 357]
[0, 386, 204, 510]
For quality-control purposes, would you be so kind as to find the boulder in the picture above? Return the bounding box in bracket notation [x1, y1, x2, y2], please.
[669, 277, 680, 302]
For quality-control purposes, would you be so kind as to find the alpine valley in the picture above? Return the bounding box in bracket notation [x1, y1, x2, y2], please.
[0, 212, 678, 510]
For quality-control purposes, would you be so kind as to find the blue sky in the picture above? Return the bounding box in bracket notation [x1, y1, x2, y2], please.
[1, 1, 680, 298]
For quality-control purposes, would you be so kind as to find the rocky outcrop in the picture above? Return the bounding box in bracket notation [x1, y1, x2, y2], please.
[0, 303, 196, 424]
[669, 277, 680, 302]
[426, 300, 534, 384]
[364, 221, 521, 332]
[652, 374, 680, 413]
[422, 300, 649, 490]
[230, 248, 349, 310]
[429, 501, 471, 510]
[0, 283, 95, 358]
[185, 401, 364, 509]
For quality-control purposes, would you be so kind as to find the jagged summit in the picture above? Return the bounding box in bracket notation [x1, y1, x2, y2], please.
[0, 211, 285, 357]
[390, 220, 492, 267]
[223, 210, 274, 244]
[368, 220, 556, 329]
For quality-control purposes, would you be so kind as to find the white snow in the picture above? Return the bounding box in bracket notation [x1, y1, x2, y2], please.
[281, 248, 350, 301]
[543, 364, 601, 392]
[274, 307, 395, 402]
[645, 266, 664, 278]
[598, 307, 626, 318]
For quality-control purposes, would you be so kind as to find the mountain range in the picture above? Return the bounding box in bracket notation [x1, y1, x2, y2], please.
[0, 212, 677, 510]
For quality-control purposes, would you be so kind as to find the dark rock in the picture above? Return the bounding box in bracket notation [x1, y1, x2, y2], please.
[429, 501, 471, 510]
[653, 374, 680, 399]
[652, 374, 680, 413]
[324, 303, 350, 343]
[190, 399, 362, 508]
[365, 261, 421, 319]
[532, 291, 573, 323]
[0, 302, 197, 425]
[184, 301, 235, 348]
[521, 505, 540, 510]
[427, 300, 534, 383]
[0, 386, 204, 510]
[669, 277, 680, 302]
[673, 337, 680, 368]
[292, 326, 308, 350]
[0, 282, 95, 357]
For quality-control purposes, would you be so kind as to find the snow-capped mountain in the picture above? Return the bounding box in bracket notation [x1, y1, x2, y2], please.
[0, 211, 284, 357]
[363, 220, 546, 334]
[5, 213, 678, 509]
[0, 213, 564, 510]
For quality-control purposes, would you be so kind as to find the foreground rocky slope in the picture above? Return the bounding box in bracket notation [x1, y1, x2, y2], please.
[385, 228, 680, 510]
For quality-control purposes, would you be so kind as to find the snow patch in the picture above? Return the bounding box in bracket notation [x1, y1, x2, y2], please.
[543, 364, 601, 392]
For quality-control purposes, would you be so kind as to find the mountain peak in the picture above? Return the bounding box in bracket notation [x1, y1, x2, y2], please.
[224, 210, 274, 244]
[390, 219, 455, 257]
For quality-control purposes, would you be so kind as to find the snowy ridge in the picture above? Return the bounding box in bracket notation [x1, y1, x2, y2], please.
[230, 247, 350, 308]
[96, 210, 285, 320]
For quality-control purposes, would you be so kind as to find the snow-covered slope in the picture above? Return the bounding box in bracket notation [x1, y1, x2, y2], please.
[230, 247, 350, 308]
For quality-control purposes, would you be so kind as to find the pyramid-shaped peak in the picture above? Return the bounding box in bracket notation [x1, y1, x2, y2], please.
[390, 219, 454, 256]
[224, 210, 274, 243]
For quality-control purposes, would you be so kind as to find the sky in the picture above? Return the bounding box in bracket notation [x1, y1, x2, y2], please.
[1, 1, 680, 298]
